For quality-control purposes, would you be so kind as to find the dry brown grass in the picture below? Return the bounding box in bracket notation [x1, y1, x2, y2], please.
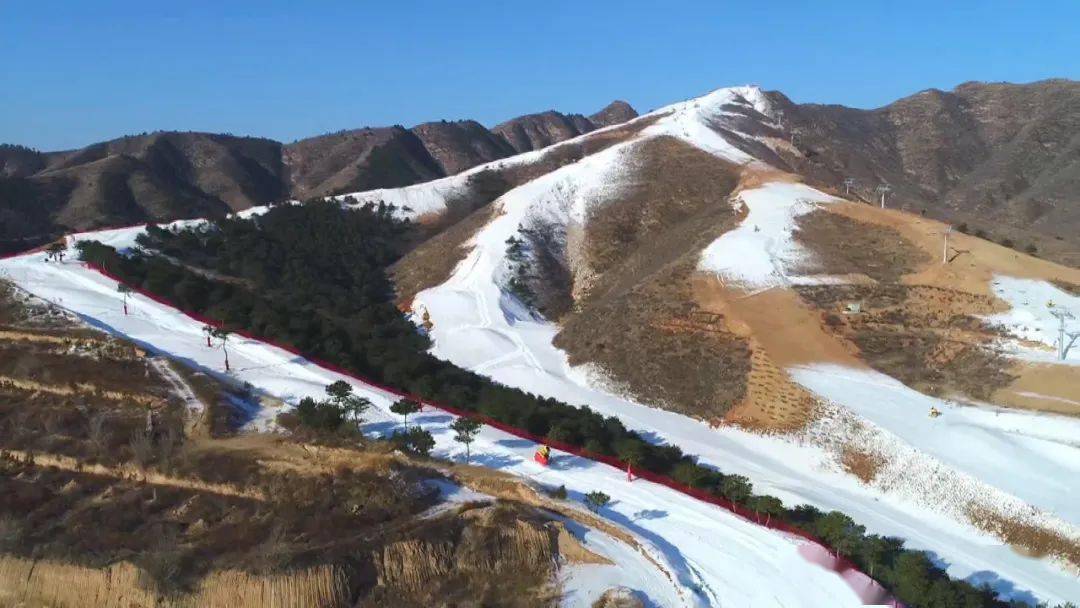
[554, 136, 751, 419]
[796, 283, 1017, 401]
[1051, 278, 1080, 296]
[840, 448, 885, 484]
[966, 505, 1080, 571]
[0, 556, 348, 608]
[365, 502, 561, 608]
[0, 342, 162, 396]
[0, 374, 162, 406]
[792, 208, 931, 283]
[3, 449, 265, 500]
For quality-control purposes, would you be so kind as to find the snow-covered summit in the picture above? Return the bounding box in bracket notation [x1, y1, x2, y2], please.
[331, 84, 785, 219]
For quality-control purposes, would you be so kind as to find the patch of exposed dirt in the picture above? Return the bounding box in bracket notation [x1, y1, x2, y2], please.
[1051, 278, 1080, 296]
[792, 208, 932, 283]
[691, 278, 859, 430]
[826, 200, 1080, 297]
[992, 363, 1080, 416]
[724, 339, 819, 431]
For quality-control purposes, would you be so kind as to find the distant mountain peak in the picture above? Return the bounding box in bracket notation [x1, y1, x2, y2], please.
[589, 100, 638, 127]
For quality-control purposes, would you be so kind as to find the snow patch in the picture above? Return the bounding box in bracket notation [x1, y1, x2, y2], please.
[697, 182, 838, 288]
[983, 275, 1080, 365]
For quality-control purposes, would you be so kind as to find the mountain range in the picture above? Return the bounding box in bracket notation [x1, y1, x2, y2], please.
[2, 80, 1080, 267]
[3, 80, 1079, 605]
[0, 100, 637, 253]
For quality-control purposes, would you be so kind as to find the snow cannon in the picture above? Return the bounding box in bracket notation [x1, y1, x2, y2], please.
[534, 444, 551, 466]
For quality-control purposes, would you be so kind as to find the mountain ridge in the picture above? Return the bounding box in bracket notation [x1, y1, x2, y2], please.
[0, 99, 638, 252]
[762, 78, 1080, 265]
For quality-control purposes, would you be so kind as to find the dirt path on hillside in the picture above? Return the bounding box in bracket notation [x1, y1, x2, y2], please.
[0, 374, 163, 406]
[691, 275, 865, 430]
[693, 276, 863, 368]
[5, 449, 265, 500]
[993, 363, 1080, 416]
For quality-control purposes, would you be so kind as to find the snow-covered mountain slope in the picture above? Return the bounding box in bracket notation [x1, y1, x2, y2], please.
[5, 84, 1080, 606]
[0, 249, 870, 608]
[373, 85, 1080, 605]
[331, 85, 779, 221]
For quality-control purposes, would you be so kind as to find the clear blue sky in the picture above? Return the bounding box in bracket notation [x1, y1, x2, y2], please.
[3, 0, 1078, 151]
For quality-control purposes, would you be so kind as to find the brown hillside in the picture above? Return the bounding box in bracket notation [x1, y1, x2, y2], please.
[766, 79, 1080, 266]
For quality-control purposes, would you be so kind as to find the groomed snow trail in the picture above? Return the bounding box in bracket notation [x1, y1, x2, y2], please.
[410, 178, 1080, 605]
[403, 86, 1079, 605]
[984, 275, 1080, 365]
[1, 249, 866, 608]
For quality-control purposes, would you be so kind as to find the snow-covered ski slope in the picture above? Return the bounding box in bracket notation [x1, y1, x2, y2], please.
[985, 276, 1080, 365]
[385, 86, 1079, 604]
[0, 249, 871, 608]
[4, 84, 1078, 605]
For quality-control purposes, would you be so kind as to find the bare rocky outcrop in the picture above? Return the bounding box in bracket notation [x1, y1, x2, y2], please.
[1, 99, 636, 254]
[589, 100, 639, 128]
[410, 119, 517, 175]
[493, 110, 596, 153]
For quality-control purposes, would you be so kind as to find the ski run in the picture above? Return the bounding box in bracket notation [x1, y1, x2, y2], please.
[3, 85, 1078, 606]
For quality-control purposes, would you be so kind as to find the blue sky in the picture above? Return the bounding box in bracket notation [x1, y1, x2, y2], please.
[3, 0, 1078, 151]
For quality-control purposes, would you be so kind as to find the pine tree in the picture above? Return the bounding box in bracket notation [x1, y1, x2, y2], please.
[325, 381, 371, 429]
[450, 417, 481, 463]
[584, 491, 610, 513]
[211, 328, 231, 371]
[390, 399, 421, 430]
[45, 242, 65, 262]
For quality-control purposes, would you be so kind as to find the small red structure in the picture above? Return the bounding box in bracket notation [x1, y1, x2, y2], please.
[534, 444, 551, 466]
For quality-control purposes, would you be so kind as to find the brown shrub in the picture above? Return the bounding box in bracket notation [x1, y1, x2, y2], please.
[840, 448, 884, 483]
[791, 209, 931, 283]
[966, 505, 1080, 570]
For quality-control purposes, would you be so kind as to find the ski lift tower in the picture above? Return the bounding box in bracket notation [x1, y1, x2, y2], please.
[1050, 308, 1076, 360]
[876, 184, 891, 209]
[843, 178, 856, 196]
[942, 226, 952, 263]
